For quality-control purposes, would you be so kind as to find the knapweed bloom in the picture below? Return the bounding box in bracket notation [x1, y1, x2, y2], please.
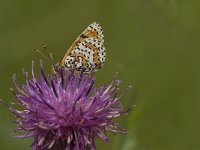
[4, 61, 132, 150]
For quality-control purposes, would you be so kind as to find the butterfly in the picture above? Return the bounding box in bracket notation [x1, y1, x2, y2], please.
[52, 22, 106, 73]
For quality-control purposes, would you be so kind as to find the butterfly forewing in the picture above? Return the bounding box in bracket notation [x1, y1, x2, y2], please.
[60, 22, 106, 72]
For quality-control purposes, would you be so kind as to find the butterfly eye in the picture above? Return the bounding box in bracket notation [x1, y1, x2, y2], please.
[53, 64, 60, 72]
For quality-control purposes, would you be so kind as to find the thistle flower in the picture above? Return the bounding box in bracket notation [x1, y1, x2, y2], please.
[3, 61, 132, 150]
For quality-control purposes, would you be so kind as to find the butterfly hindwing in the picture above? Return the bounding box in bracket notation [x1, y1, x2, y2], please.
[60, 22, 106, 72]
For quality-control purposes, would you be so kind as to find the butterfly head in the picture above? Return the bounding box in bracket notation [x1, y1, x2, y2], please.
[52, 63, 61, 74]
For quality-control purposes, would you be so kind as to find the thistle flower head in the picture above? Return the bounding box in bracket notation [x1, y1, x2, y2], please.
[4, 61, 132, 150]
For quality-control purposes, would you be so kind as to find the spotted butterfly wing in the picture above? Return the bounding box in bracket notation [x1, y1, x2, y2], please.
[58, 22, 106, 72]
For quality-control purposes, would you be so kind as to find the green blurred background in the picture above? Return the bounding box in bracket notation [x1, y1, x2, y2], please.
[0, 0, 200, 150]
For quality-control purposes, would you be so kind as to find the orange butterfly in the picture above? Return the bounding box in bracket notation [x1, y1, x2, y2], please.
[52, 22, 106, 73]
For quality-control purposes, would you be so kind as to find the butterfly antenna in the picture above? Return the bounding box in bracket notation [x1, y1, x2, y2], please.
[42, 45, 56, 65]
[49, 52, 55, 65]
[43, 45, 47, 49]
[34, 48, 51, 63]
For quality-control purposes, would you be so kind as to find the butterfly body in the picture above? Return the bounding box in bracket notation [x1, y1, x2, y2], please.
[53, 22, 106, 73]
